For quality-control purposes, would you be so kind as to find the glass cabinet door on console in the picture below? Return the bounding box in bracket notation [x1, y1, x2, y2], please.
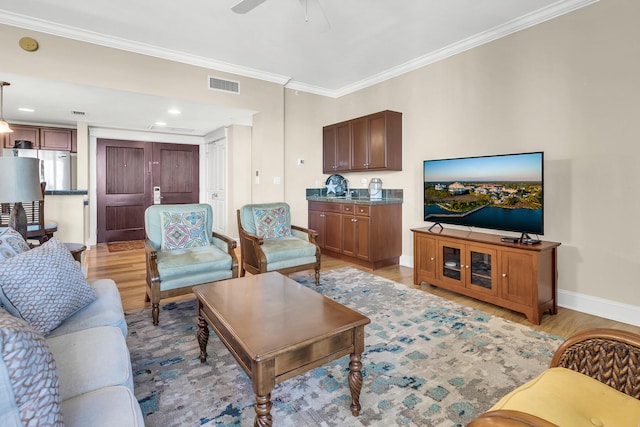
[467, 245, 498, 296]
[438, 240, 464, 287]
[438, 240, 497, 295]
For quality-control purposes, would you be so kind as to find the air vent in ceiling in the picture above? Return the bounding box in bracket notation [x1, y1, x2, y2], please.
[71, 110, 86, 116]
[208, 76, 240, 94]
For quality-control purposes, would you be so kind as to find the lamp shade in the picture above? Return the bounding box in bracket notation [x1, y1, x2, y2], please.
[0, 157, 43, 203]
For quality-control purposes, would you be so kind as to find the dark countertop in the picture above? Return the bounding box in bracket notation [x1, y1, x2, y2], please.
[307, 196, 402, 205]
[45, 190, 88, 196]
[306, 187, 403, 205]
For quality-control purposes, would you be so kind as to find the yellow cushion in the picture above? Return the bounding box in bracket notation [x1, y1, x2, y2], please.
[489, 367, 640, 426]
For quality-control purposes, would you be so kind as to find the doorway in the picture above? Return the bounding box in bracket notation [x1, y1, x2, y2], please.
[96, 138, 199, 243]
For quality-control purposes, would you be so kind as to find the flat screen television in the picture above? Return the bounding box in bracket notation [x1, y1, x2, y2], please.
[423, 152, 544, 237]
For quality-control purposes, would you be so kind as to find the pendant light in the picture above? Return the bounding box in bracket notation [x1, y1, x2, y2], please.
[0, 81, 13, 133]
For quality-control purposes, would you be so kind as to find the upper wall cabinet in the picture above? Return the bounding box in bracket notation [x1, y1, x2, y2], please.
[3, 124, 40, 149]
[323, 121, 351, 173]
[322, 110, 402, 173]
[3, 124, 75, 151]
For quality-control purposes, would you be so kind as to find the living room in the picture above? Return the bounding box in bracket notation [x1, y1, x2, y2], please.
[2, 0, 638, 327]
[1, 0, 640, 425]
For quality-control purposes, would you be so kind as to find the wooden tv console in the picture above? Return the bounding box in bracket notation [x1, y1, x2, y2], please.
[412, 227, 560, 324]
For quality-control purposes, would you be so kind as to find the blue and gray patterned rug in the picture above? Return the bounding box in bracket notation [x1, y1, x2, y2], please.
[126, 267, 564, 427]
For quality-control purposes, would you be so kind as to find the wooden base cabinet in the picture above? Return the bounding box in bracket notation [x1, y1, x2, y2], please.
[412, 227, 560, 324]
[309, 201, 401, 269]
[308, 202, 342, 254]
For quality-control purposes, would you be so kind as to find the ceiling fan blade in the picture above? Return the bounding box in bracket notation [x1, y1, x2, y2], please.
[231, 0, 267, 14]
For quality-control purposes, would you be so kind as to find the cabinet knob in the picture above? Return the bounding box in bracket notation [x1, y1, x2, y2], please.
[465, 265, 470, 269]
[320, 214, 325, 217]
[502, 273, 507, 277]
[430, 257, 435, 261]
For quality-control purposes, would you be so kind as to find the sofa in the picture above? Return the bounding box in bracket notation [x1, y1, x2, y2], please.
[0, 229, 144, 426]
[469, 328, 640, 426]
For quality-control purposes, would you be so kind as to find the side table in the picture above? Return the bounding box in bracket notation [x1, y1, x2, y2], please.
[64, 243, 87, 263]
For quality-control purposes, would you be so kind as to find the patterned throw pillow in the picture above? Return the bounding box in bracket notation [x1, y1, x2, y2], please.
[161, 210, 209, 251]
[252, 207, 292, 239]
[0, 227, 30, 260]
[0, 309, 63, 426]
[0, 238, 97, 336]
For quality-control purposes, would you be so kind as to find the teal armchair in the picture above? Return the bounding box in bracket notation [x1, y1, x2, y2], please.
[237, 202, 320, 285]
[145, 203, 238, 325]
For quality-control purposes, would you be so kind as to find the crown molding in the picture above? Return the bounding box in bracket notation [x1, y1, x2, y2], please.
[288, 0, 599, 98]
[0, 0, 598, 98]
[0, 11, 291, 86]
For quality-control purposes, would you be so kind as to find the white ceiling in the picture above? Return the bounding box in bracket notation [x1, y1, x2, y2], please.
[0, 0, 595, 136]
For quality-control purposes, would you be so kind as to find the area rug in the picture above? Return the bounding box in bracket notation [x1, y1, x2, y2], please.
[107, 240, 145, 252]
[126, 267, 564, 427]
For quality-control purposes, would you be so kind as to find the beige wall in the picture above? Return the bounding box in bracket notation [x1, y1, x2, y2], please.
[2, 0, 639, 324]
[283, 0, 640, 323]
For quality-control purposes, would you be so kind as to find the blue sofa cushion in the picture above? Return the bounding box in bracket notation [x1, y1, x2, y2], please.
[47, 279, 127, 339]
[47, 326, 133, 401]
[0, 227, 30, 260]
[0, 309, 63, 426]
[0, 238, 96, 336]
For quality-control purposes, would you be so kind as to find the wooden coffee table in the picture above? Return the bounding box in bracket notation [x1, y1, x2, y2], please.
[193, 272, 371, 427]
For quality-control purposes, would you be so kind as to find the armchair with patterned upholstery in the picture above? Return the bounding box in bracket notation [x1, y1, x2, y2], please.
[144, 203, 238, 325]
[237, 202, 320, 285]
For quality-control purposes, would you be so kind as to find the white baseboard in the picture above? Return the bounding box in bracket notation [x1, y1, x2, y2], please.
[557, 290, 640, 328]
[400, 255, 640, 328]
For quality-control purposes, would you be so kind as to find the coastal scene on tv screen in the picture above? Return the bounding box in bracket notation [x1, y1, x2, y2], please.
[423, 152, 543, 234]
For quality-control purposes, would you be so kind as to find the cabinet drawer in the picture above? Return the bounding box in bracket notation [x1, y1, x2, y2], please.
[342, 204, 370, 216]
[308, 201, 341, 213]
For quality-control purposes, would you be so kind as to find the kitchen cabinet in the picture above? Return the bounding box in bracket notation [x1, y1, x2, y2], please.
[309, 200, 401, 269]
[412, 227, 560, 324]
[322, 122, 351, 173]
[308, 201, 342, 253]
[322, 110, 402, 173]
[3, 123, 73, 150]
[3, 124, 40, 148]
[40, 127, 72, 151]
[351, 111, 402, 171]
[341, 203, 370, 261]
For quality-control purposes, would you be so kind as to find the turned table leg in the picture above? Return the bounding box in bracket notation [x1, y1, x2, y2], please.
[348, 352, 364, 416]
[197, 315, 209, 363]
[254, 393, 273, 427]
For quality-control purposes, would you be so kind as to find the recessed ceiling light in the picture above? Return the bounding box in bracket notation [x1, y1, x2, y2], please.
[168, 109, 181, 115]
[18, 107, 34, 112]
[155, 121, 167, 126]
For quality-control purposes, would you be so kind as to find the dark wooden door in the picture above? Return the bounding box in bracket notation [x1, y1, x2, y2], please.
[152, 143, 199, 204]
[96, 139, 199, 243]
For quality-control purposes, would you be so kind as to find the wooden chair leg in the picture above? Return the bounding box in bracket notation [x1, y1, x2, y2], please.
[315, 269, 320, 286]
[152, 303, 160, 326]
[144, 292, 150, 303]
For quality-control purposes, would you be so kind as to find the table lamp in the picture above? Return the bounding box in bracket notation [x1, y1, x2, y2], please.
[0, 156, 43, 240]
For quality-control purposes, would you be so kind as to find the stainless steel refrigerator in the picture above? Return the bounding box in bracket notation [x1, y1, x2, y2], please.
[2, 148, 71, 191]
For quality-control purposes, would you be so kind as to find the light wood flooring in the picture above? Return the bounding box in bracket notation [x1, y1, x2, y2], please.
[84, 243, 640, 339]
